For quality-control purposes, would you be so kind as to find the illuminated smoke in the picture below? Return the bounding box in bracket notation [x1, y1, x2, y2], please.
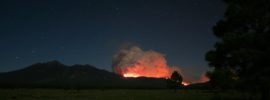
[112, 46, 180, 78]
[197, 73, 210, 83]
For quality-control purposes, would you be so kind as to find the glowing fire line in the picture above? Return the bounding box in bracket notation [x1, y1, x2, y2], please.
[123, 73, 190, 86]
[182, 82, 189, 86]
[123, 73, 140, 78]
[113, 46, 193, 86]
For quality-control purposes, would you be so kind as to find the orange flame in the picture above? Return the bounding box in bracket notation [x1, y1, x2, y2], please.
[121, 62, 171, 78]
[123, 73, 140, 78]
[182, 82, 189, 86]
[113, 46, 190, 86]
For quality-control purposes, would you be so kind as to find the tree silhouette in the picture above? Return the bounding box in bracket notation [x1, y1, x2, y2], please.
[167, 71, 183, 92]
[171, 71, 183, 84]
[206, 0, 270, 99]
[206, 68, 238, 89]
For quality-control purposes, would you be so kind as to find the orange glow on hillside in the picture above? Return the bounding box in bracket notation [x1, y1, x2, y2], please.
[123, 73, 140, 78]
[121, 63, 171, 78]
[182, 81, 189, 86]
[123, 72, 190, 86]
[113, 46, 189, 86]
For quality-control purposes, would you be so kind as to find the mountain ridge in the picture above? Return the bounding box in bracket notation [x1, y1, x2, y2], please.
[0, 60, 167, 89]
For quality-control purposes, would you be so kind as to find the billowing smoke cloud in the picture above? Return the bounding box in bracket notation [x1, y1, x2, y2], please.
[112, 46, 181, 78]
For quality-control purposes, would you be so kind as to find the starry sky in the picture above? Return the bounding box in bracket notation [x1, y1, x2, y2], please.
[0, 0, 225, 80]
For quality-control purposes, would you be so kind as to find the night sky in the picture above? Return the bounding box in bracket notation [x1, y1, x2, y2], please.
[0, 0, 225, 81]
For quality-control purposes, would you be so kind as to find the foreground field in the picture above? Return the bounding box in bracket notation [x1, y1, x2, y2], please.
[0, 89, 258, 100]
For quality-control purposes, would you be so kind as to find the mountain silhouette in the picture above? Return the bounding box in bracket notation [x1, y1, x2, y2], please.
[0, 61, 167, 89]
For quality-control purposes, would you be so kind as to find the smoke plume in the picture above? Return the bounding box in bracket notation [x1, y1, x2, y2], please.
[112, 46, 181, 78]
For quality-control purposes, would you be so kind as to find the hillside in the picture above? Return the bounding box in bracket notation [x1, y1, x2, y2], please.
[0, 61, 167, 89]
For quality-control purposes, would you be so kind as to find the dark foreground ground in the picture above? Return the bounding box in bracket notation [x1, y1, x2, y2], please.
[0, 89, 259, 100]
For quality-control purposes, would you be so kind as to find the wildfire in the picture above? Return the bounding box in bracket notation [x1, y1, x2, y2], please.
[123, 73, 140, 78]
[113, 46, 174, 77]
[182, 82, 189, 86]
[124, 72, 190, 86]
[113, 46, 190, 86]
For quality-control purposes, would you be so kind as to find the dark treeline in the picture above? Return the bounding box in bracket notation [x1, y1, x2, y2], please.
[205, 0, 270, 100]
